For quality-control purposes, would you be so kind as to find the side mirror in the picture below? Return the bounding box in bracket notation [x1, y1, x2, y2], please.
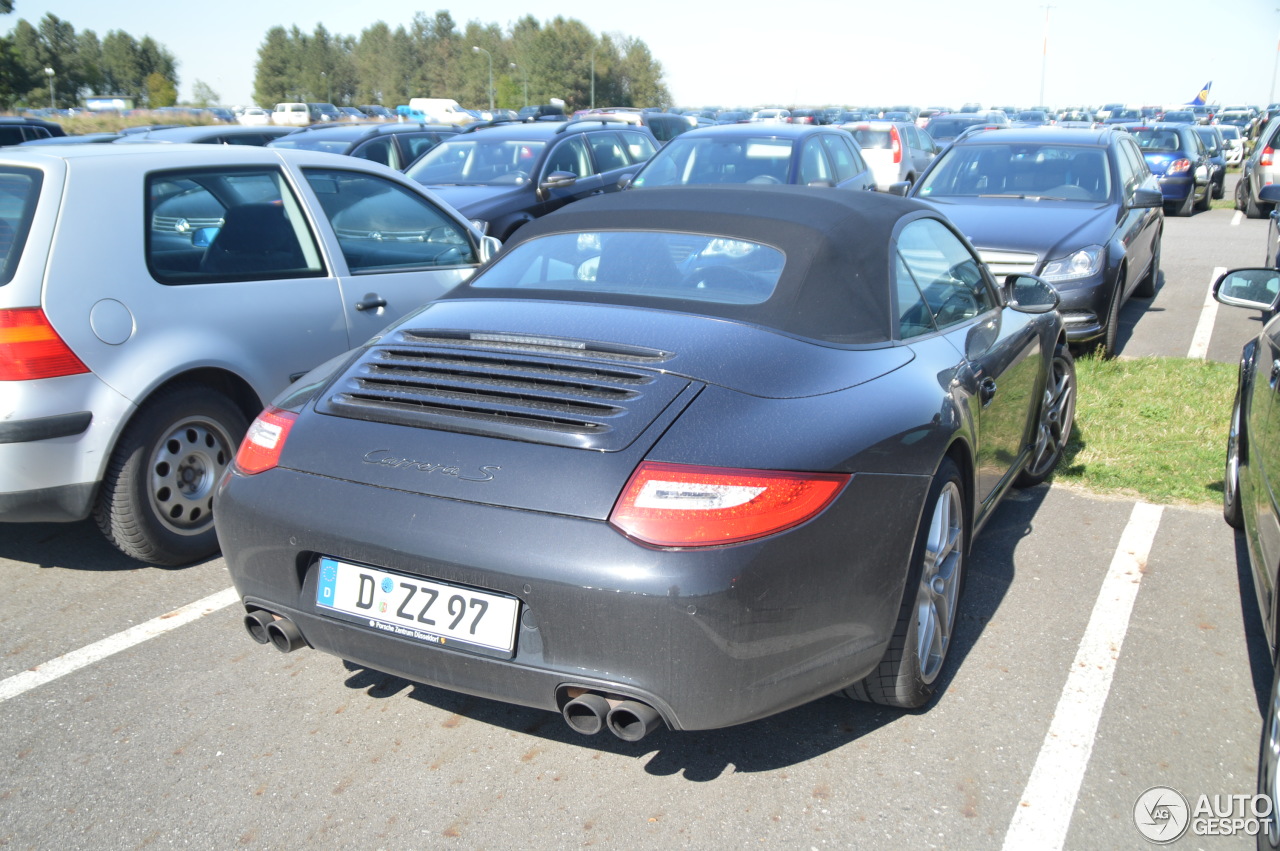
[617, 173, 635, 190]
[1130, 187, 1164, 209]
[537, 170, 578, 201]
[477, 235, 502, 265]
[886, 181, 912, 197]
[1214, 267, 1280, 312]
[1003, 273, 1061, 314]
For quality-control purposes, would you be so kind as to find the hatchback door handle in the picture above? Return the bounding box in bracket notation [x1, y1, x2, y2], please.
[1271, 359, 1280, 389]
[356, 293, 388, 312]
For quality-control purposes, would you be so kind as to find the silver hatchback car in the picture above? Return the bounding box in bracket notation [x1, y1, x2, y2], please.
[0, 144, 496, 564]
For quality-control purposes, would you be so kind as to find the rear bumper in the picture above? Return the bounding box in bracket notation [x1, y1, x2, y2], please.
[216, 464, 932, 731]
[0, 373, 132, 522]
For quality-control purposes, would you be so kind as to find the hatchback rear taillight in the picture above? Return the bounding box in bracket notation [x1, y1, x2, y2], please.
[609, 461, 849, 547]
[891, 126, 902, 164]
[233, 407, 297, 475]
[1263, 146, 1275, 167]
[0, 308, 89, 381]
[1166, 158, 1193, 176]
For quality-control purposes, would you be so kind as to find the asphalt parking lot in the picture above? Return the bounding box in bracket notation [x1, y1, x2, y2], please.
[1, 193, 1274, 849]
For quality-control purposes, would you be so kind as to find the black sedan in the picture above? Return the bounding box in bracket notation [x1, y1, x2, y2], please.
[215, 186, 1075, 739]
[907, 126, 1163, 357]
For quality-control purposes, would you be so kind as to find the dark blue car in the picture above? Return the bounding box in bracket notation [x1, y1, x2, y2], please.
[1123, 123, 1213, 216]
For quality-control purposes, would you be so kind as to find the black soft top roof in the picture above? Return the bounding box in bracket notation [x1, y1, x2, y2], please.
[449, 185, 943, 345]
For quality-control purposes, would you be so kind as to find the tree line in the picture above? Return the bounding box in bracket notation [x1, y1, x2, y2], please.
[0, 11, 179, 110]
[254, 12, 670, 113]
[0, 5, 670, 114]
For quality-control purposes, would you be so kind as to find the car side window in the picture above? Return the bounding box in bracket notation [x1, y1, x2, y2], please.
[618, 130, 657, 164]
[399, 132, 449, 167]
[896, 218, 997, 330]
[544, 136, 592, 178]
[304, 168, 477, 273]
[894, 254, 937, 338]
[820, 133, 861, 183]
[352, 138, 394, 167]
[1113, 141, 1137, 197]
[146, 167, 325, 285]
[799, 138, 833, 185]
[588, 132, 630, 172]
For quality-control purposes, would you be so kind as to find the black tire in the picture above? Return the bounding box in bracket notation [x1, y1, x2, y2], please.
[94, 383, 248, 565]
[1248, 184, 1269, 219]
[1174, 185, 1196, 217]
[1195, 177, 1213, 212]
[1098, 279, 1123, 359]
[1225, 389, 1245, 529]
[843, 457, 965, 709]
[1134, 233, 1160, 298]
[1213, 174, 1226, 200]
[1015, 343, 1076, 488]
[1238, 176, 1249, 212]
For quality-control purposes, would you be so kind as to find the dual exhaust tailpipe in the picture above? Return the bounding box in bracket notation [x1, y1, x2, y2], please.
[243, 610, 662, 740]
[562, 690, 663, 742]
[243, 609, 306, 653]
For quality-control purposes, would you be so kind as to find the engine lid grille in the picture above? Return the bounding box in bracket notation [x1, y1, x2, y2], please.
[317, 330, 692, 451]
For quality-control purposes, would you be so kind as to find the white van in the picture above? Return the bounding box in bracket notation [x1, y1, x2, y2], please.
[272, 103, 310, 126]
[407, 98, 476, 125]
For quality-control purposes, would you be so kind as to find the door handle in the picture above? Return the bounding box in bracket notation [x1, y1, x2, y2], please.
[356, 293, 388, 312]
[1270, 359, 1280, 390]
[979, 376, 997, 406]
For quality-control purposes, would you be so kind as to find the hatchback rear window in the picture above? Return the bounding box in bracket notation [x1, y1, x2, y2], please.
[0, 167, 42, 286]
[1129, 129, 1181, 153]
[848, 128, 892, 149]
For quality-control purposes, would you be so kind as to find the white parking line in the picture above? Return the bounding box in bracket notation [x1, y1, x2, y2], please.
[1187, 266, 1226, 360]
[0, 586, 239, 703]
[1001, 502, 1164, 851]
[1234, 209, 1245, 227]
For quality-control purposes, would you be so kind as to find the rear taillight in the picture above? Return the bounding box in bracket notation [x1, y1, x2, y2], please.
[1167, 158, 1193, 176]
[233, 407, 297, 475]
[1262, 146, 1274, 167]
[0, 308, 89, 381]
[891, 127, 902, 164]
[609, 461, 849, 547]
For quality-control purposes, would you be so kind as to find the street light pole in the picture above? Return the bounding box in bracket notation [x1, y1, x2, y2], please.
[44, 67, 54, 110]
[1039, 5, 1053, 108]
[472, 46, 493, 113]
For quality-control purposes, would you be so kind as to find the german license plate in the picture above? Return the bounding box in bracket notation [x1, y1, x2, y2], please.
[315, 557, 519, 658]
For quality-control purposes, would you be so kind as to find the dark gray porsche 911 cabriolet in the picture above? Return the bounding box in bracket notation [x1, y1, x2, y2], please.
[215, 185, 1075, 740]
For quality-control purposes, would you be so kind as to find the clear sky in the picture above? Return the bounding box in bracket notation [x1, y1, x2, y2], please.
[5, 0, 1279, 110]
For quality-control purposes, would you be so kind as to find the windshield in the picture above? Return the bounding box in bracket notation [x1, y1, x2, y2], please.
[918, 143, 1113, 201]
[633, 136, 794, 186]
[405, 138, 548, 186]
[472, 230, 784, 304]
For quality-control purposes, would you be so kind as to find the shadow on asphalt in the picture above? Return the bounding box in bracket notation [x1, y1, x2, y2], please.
[0, 518, 206, 571]
[1232, 529, 1273, 718]
[334, 485, 1048, 778]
